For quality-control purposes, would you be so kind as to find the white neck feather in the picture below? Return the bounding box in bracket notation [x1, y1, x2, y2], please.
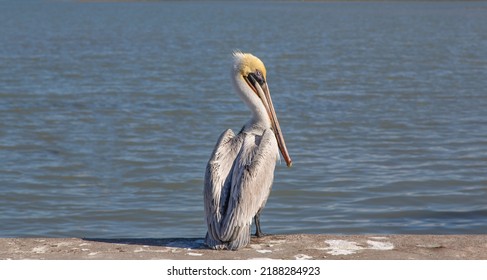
[232, 73, 271, 131]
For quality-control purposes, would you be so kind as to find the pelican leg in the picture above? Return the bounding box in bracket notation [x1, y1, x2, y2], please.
[254, 211, 265, 237]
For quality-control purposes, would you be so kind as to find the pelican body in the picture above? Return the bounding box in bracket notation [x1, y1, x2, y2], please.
[204, 52, 292, 250]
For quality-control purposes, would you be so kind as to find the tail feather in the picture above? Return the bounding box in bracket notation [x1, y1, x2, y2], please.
[205, 224, 250, 250]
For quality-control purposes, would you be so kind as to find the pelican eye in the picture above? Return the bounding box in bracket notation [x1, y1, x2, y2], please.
[248, 70, 265, 86]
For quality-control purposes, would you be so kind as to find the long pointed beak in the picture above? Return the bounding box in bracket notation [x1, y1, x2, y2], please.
[254, 82, 292, 167]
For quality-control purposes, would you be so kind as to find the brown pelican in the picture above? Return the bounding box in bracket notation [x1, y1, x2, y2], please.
[204, 51, 292, 250]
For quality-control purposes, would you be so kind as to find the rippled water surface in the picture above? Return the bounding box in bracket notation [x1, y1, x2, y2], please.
[1, 1, 486, 238]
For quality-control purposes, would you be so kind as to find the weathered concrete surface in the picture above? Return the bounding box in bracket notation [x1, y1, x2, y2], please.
[1, 235, 486, 260]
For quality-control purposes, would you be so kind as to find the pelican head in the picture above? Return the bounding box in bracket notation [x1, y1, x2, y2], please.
[232, 51, 292, 167]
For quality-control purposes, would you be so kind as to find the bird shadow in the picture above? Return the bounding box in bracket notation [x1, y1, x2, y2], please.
[82, 237, 207, 250]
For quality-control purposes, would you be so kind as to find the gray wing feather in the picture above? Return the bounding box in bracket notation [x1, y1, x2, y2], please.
[219, 129, 278, 241]
[204, 129, 243, 244]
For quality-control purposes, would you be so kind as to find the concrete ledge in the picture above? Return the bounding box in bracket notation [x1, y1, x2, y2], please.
[1, 235, 486, 260]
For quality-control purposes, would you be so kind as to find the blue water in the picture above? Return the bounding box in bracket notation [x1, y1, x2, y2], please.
[1, 1, 486, 238]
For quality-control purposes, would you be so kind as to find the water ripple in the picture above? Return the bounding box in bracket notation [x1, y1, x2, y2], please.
[1, 1, 487, 237]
